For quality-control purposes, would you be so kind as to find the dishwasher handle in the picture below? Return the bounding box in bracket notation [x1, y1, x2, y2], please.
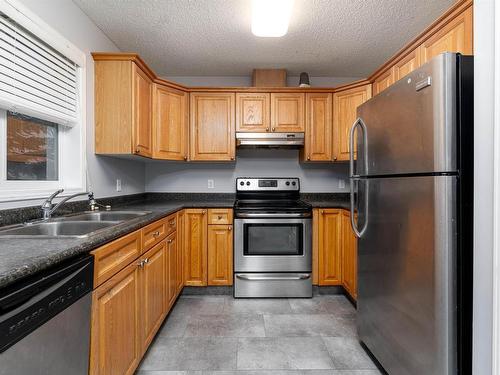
[0, 255, 93, 353]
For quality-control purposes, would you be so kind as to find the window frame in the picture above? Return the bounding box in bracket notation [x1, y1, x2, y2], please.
[0, 0, 86, 202]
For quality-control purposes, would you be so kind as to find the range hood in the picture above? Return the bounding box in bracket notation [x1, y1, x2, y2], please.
[236, 132, 304, 148]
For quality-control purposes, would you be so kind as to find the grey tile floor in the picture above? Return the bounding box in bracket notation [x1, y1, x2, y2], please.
[136, 295, 382, 375]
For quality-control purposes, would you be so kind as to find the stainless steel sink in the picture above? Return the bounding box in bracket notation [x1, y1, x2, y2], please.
[0, 221, 120, 238]
[59, 210, 151, 222]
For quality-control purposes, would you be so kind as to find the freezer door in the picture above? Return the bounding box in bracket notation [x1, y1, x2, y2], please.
[357, 175, 457, 375]
[355, 53, 457, 177]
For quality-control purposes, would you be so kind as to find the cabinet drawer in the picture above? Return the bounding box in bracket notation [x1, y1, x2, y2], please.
[165, 213, 177, 235]
[91, 230, 142, 287]
[207, 209, 233, 225]
[142, 218, 167, 251]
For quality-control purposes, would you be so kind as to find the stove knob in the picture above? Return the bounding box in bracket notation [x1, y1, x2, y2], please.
[246, 181, 250, 186]
[240, 181, 244, 186]
[292, 181, 296, 186]
[285, 181, 290, 186]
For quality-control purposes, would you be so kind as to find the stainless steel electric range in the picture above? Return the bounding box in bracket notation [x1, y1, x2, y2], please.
[233, 177, 312, 298]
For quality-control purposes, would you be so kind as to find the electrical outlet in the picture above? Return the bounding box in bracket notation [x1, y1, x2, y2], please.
[207, 179, 215, 189]
[116, 179, 122, 192]
[338, 179, 346, 189]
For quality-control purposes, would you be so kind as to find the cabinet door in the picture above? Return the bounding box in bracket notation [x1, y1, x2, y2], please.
[341, 210, 358, 300]
[153, 84, 188, 160]
[236, 93, 270, 132]
[133, 64, 152, 157]
[271, 93, 305, 132]
[176, 211, 185, 294]
[90, 262, 140, 375]
[420, 6, 473, 63]
[208, 225, 233, 286]
[333, 84, 371, 162]
[393, 47, 421, 81]
[184, 209, 208, 286]
[304, 93, 333, 162]
[190, 93, 235, 161]
[140, 242, 166, 352]
[372, 69, 395, 96]
[318, 209, 342, 285]
[166, 231, 178, 308]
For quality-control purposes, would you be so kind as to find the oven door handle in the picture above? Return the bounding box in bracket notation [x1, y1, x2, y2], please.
[235, 212, 311, 218]
[236, 274, 311, 281]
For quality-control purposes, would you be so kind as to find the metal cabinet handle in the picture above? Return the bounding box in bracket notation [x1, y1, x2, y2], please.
[136, 260, 145, 268]
[134, 149, 140, 154]
[152, 231, 160, 237]
[266, 127, 270, 132]
[169, 220, 175, 226]
[217, 215, 223, 220]
[202, 210, 206, 215]
[272, 127, 276, 132]
[183, 155, 188, 161]
[167, 239, 173, 243]
[143, 258, 149, 264]
[230, 156, 235, 160]
[228, 226, 232, 231]
[307, 156, 310, 161]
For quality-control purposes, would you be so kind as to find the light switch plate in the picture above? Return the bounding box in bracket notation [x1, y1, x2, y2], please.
[116, 179, 122, 192]
[338, 179, 346, 189]
[207, 179, 215, 189]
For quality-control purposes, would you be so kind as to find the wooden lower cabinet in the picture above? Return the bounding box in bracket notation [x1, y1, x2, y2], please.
[314, 208, 358, 300]
[184, 209, 208, 286]
[317, 209, 343, 285]
[341, 210, 357, 299]
[166, 231, 178, 308]
[90, 262, 140, 375]
[208, 224, 233, 285]
[140, 241, 167, 353]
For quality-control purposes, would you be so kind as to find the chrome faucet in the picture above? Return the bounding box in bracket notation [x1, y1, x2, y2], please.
[41, 189, 95, 220]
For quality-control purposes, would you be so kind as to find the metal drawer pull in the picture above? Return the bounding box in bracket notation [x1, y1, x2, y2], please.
[236, 274, 310, 281]
[169, 220, 175, 226]
[152, 231, 160, 237]
[217, 215, 223, 220]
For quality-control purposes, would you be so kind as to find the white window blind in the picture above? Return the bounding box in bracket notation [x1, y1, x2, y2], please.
[0, 12, 79, 126]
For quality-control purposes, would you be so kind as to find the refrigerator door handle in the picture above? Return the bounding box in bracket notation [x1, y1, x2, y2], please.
[350, 178, 368, 238]
[349, 117, 369, 238]
[349, 117, 368, 178]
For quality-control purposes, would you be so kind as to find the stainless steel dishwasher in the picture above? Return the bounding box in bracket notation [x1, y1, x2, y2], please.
[0, 255, 93, 375]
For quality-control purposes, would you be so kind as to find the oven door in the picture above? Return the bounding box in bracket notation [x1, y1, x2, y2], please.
[234, 217, 312, 272]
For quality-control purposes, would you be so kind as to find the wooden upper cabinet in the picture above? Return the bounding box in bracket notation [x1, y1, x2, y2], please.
[341, 210, 357, 300]
[133, 65, 153, 157]
[183, 209, 208, 286]
[304, 93, 333, 162]
[90, 262, 140, 375]
[393, 48, 421, 81]
[139, 242, 166, 353]
[333, 84, 372, 162]
[318, 209, 342, 285]
[420, 6, 473, 63]
[94, 58, 153, 157]
[372, 69, 395, 96]
[208, 224, 233, 286]
[153, 84, 188, 160]
[236, 93, 270, 132]
[190, 92, 235, 161]
[271, 93, 305, 132]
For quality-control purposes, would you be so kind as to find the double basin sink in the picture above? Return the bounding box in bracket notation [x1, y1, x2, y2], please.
[0, 211, 151, 239]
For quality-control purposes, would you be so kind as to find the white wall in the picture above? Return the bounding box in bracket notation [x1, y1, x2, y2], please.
[146, 149, 349, 193]
[2, 0, 146, 209]
[167, 76, 363, 88]
[473, 1, 496, 374]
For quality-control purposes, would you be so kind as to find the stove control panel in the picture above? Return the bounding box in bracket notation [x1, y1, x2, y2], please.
[236, 178, 300, 191]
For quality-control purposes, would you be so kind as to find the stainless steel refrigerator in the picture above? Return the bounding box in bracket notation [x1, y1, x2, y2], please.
[349, 53, 473, 375]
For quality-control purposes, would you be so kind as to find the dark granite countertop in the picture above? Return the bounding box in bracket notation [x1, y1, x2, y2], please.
[0, 193, 349, 290]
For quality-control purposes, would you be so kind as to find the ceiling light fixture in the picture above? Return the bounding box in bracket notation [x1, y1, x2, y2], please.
[251, 0, 294, 37]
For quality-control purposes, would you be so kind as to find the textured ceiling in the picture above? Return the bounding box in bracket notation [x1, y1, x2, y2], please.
[74, 0, 454, 77]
